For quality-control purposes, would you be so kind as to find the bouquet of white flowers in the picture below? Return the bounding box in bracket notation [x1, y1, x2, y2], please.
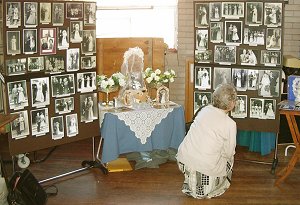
[143, 67, 176, 85]
[97, 72, 126, 91]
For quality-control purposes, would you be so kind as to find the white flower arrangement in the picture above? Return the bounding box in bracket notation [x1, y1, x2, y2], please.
[143, 67, 176, 85]
[97, 72, 126, 90]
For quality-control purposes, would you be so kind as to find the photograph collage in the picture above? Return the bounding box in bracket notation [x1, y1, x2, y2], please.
[3, 1, 99, 141]
[193, 1, 283, 121]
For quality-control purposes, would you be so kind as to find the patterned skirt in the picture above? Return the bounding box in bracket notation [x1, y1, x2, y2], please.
[177, 161, 233, 199]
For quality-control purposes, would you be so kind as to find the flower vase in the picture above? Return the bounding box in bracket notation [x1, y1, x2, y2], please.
[99, 86, 119, 106]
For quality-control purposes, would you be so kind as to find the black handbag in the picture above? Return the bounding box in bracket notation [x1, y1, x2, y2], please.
[7, 169, 47, 205]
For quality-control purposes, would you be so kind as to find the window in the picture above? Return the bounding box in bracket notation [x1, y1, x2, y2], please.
[96, 0, 178, 49]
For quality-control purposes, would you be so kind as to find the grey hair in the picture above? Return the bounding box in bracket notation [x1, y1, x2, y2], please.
[212, 83, 237, 110]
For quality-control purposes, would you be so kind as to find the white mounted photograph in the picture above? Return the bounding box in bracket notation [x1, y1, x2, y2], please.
[10, 110, 30, 140]
[213, 67, 232, 89]
[51, 74, 75, 97]
[258, 70, 280, 97]
[52, 3, 64, 26]
[51, 116, 64, 140]
[195, 3, 209, 28]
[31, 108, 49, 136]
[194, 91, 212, 114]
[77, 72, 97, 93]
[66, 2, 83, 19]
[84, 2, 96, 25]
[45, 56, 65, 73]
[247, 69, 259, 90]
[6, 2, 21, 28]
[82, 30, 96, 54]
[23, 29, 37, 54]
[195, 50, 212, 63]
[58, 27, 70, 50]
[245, 2, 263, 26]
[231, 95, 247, 119]
[66, 113, 79, 137]
[238, 48, 258, 66]
[222, 2, 244, 19]
[55, 97, 74, 114]
[6, 58, 26, 76]
[209, 2, 222, 21]
[264, 2, 282, 27]
[81, 56, 96, 69]
[7, 80, 28, 110]
[28, 57, 44, 72]
[225, 21, 243, 45]
[263, 99, 276, 119]
[261, 50, 281, 66]
[196, 29, 208, 50]
[70, 21, 83, 43]
[30, 77, 50, 108]
[24, 2, 38, 27]
[67, 48, 80, 72]
[244, 27, 265, 45]
[194, 66, 211, 90]
[80, 93, 98, 123]
[214, 45, 236, 65]
[40, 3, 51, 24]
[266, 28, 281, 50]
[232, 68, 247, 91]
[7, 31, 21, 55]
[250, 98, 264, 119]
[210, 22, 223, 43]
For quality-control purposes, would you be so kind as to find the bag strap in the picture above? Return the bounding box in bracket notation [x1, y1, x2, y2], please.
[43, 185, 58, 197]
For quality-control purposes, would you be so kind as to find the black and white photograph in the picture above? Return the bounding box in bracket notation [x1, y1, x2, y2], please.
[244, 27, 265, 45]
[194, 91, 211, 113]
[195, 50, 212, 63]
[66, 113, 78, 137]
[238, 48, 259, 66]
[209, 2, 222, 21]
[261, 50, 281, 66]
[250, 98, 263, 119]
[258, 70, 280, 97]
[6, 2, 21, 28]
[225, 21, 243, 45]
[77, 72, 97, 93]
[84, 2, 96, 25]
[24, 2, 38, 27]
[231, 95, 247, 119]
[45, 56, 65, 73]
[81, 56, 96, 69]
[195, 3, 209, 28]
[52, 3, 64, 26]
[51, 74, 75, 97]
[194, 66, 211, 90]
[6, 58, 26, 76]
[213, 67, 231, 89]
[31, 108, 49, 136]
[40, 28, 56, 55]
[58, 27, 69, 50]
[10, 110, 30, 139]
[214, 45, 236, 64]
[30, 77, 50, 108]
[80, 93, 98, 123]
[67, 48, 80, 72]
[7, 80, 28, 110]
[263, 99, 276, 119]
[66, 3, 83, 19]
[7, 31, 20, 55]
[23, 29, 37, 54]
[28, 57, 44, 72]
[40, 3, 51, 24]
[55, 97, 74, 114]
[196, 29, 208, 50]
[0, 82, 4, 114]
[0, 22, 3, 47]
[247, 69, 259, 90]
[156, 86, 169, 104]
[210, 22, 223, 43]
[51, 116, 64, 140]
[82, 30, 96, 54]
[264, 3, 282, 27]
[245, 2, 263, 25]
[266, 28, 281, 50]
[70, 21, 83, 43]
[222, 2, 244, 19]
[232, 68, 247, 91]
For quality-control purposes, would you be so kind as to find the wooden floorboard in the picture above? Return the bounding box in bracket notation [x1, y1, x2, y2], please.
[1, 137, 300, 205]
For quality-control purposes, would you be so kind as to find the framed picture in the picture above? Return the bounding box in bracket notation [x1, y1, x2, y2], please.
[6, 2, 21, 28]
[30, 77, 50, 108]
[195, 3, 209, 28]
[7, 80, 29, 110]
[209, 2, 222, 21]
[51, 74, 75, 97]
[82, 30, 96, 54]
[225, 21, 243, 45]
[70, 21, 83, 43]
[7, 31, 21, 55]
[222, 2, 244, 19]
[57, 27, 70, 50]
[28, 57, 44, 72]
[250, 98, 264, 119]
[213, 67, 231, 89]
[264, 3, 282, 27]
[66, 113, 78, 137]
[40, 3, 51, 24]
[77, 72, 97, 93]
[51, 116, 64, 140]
[31, 108, 49, 136]
[80, 93, 98, 123]
[195, 29, 208, 50]
[258, 70, 280, 97]
[24, 2, 38, 27]
[23, 29, 37, 54]
[231, 95, 247, 118]
[55, 97, 74, 114]
[52, 3, 64, 26]
[156, 86, 169, 104]
[194, 91, 212, 113]
[266, 28, 281, 50]
[287, 75, 300, 102]
[84, 2, 96, 25]
[45, 56, 65, 73]
[244, 27, 265, 45]
[6, 58, 26, 76]
[238, 48, 259, 66]
[194, 66, 211, 90]
[81, 56, 96, 69]
[263, 99, 276, 119]
[210, 22, 223, 43]
[66, 48, 80, 72]
[10, 110, 30, 139]
[214, 45, 236, 65]
[247, 69, 259, 90]
[261, 50, 281, 66]
[232, 68, 247, 91]
[40, 28, 56, 55]
[245, 2, 263, 26]
[195, 50, 212, 63]
[66, 3, 83, 19]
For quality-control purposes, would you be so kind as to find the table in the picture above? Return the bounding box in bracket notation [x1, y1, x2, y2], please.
[98, 105, 185, 163]
[0, 114, 18, 133]
[275, 109, 300, 186]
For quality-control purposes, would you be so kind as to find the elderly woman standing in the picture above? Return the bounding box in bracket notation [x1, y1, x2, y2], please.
[176, 83, 237, 199]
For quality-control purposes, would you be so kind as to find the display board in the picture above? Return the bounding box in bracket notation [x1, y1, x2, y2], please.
[193, 0, 284, 133]
[0, 0, 99, 155]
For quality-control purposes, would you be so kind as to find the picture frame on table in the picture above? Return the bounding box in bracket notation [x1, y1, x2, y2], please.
[250, 98, 264, 119]
[51, 116, 64, 140]
[77, 71, 97, 93]
[45, 56, 65, 73]
[261, 50, 281, 66]
[194, 66, 211, 90]
[213, 67, 231, 89]
[70, 21, 83, 43]
[40, 28, 56, 55]
[10, 110, 30, 140]
[287, 75, 300, 102]
[40, 3, 51, 24]
[225, 21, 243, 45]
[7, 80, 28, 110]
[66, 113, 79, 137]
[222, 2, 244, 19]
[245, 2, 263, 26]
[66, 3, 83, 19]
[238, 48, 259, 66]
[195, 50, 212, 63]
[23, 29, 37, 54]
[6, 58, 26, 76]
[57, 27, 70, 50]
[80, 93, 98, 123]
[82, 30, 96, 54]
[214, 45, 236, 65]
[81, 56, 96, 69]
[30, 77, 50, 108]
[7, 31, 21, 55]
[66, 48, 80, 72]
[55, 97, 74, 114]
[244, 27, 265, 45]
[52, 3, 64, 26]
[266, 28, 281, 50]
[28, 56, 44, 72]
[247, 69, 259, 90]
[84, 2, 96, 25]
[209, 2, 222, 21]
[31, 108, 49, 136]
[210, 22, 223, 43]
[232, 68, 247, 91]
[51, 73, 75, 98]
[231, 95, 247, 119]
[194, 91, 211, 114]
[156, 86, 169, 105]
[195, 3, 209, 28]
[24, 2, 38, 28]
[195, 29, 208, 50]
[6, 2, 21, 28]
[264, 2, 282, 27]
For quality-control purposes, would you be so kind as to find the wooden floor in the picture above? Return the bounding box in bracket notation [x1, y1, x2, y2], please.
[2, 137, 300, 205]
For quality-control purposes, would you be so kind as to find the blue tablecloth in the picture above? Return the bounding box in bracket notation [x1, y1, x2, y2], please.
[100, 106, 185, 163]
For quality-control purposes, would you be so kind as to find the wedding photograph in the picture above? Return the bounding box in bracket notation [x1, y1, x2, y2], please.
[67, 48, 80, 72]
[195, 3, 209, 28]
[195, 50, 212, 63]
[51, 74, 75, 97]
[55, 97, 74, 114]
[6, 58, 26, 76]
[214, 45, 236, 64]
[24, 2, 38, 27]
[45, 56, 65, 73]
[194, 91, 211, 113]
[81, 56, 96, 69]
[213, 67, 231, 89]
[31, 108, 49, 136]
[245, 2, 263, 25]
[209, 2, 222, 21]
[210, 22, 223, 43]
[266, 28, 281, 50]
[250, 98, 264, 119]
[23, 29, 37, 54]
[238, 48, 259, 66]
[52, 3, 64, 26]
[30, 77, 50, 108]
[58, 27, 70, 50]
[262, 99, 276, 119]
[66, 113, 79, 137]
[66, 3, 83, 19]
[28, 57, 44, 72]
[225, 21, 243, 45]
[264, 2, 282, 27]
[40, 28, 56, 55]
[10, 110, 30, 139]
[222, 2, 244, 19]
[84, 2, 96, 25]
[70, 21, 83, 43]
[40, 3, 51, 24]
[261, 50, 281, 66]
[6, 2, 21, 28]
[244, 27, 265, 45]
[51, 116, 64, 140]
[80, 93, 98, 123]
[194, 66, 211, 90]
[195, 29, 208, 50]
[258, 70, 280, 97]
[7, 80, 28, 110]
[232, 68, 247, 91]
[247, 69, 259, 90]
[82, 30, 96, 54]
[231, 95, 247, 119]
[7, 31, 21, 55]
[77, 72, 97, 93]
